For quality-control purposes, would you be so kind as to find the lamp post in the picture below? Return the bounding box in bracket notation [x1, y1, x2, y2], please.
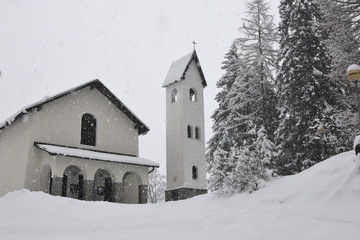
[347, 64, 360, 127]
[317, 125, 325, 160]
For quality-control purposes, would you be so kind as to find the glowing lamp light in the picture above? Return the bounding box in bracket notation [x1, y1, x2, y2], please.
[347, 64, 360, 82]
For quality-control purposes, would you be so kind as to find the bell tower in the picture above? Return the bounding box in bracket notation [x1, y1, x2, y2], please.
[162, 50, 207, 201]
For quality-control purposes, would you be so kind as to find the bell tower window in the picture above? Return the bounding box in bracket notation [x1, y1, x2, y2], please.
[171, 89, 178, 103]
[187, 125, 193, 138]
[192, 166, 198, 180]
[81, 113, 97, 146]
[195, 127, 200, 139]
[189, 88, 197, 101]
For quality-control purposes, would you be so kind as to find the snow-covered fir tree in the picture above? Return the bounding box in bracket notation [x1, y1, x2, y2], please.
[235, 0, 278, 140]
[207, 42, 239, 161]
[275, 0, 343, 175]
[206, 43, 241, 193]
[317, 0, 360, 79]
[207, 0, 278, 194]
[316, 0, 360, 148]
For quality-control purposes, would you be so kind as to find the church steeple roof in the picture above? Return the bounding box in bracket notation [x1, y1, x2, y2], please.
[162, 50, 207, 88]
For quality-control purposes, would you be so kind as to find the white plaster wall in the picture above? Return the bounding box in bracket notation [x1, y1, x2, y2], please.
[0, 118, 32, 196]
[181, 61, 207, 189]
[39, 164, 52, 193]
[165, 81, 184, 190]
[165, 60, 207, 190]
[30, 87, 139, 155]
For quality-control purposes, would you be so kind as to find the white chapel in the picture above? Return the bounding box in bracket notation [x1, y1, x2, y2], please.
[0, 80, 159, 203]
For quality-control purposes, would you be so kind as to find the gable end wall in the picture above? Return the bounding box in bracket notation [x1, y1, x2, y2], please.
[0, 86, 143, 196]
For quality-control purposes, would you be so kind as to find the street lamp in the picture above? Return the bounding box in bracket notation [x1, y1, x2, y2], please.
[347, 64, 360, 126]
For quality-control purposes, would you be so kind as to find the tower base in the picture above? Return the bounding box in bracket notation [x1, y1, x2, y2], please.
[165, 188, 207, 202]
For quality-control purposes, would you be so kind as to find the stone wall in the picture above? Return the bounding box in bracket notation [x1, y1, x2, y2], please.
[165, 188, 207, 202]
[50, 177, 147, 204]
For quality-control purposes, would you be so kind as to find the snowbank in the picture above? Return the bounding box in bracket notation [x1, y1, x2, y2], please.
[1, 151, 360, 240]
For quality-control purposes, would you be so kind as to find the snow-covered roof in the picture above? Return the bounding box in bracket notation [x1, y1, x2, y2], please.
[162, 50, 207, 88]
[0, 79, 150, 135]
[34, 142, 159, 168]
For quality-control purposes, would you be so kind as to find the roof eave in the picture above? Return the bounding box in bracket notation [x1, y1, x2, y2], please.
[34, 141, 159, 168]
[0, 79, 150, 135]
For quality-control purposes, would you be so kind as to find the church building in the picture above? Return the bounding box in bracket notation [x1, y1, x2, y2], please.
[163, 50, 208, 201]
[0, 80, 159, 203]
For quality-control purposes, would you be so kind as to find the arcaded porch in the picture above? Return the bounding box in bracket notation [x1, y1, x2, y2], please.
[35, 142, 159, 204]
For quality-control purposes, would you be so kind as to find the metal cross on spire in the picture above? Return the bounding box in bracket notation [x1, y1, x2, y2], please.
[192, 40, 197, 51]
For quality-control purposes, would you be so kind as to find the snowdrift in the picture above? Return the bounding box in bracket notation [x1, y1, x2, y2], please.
[1, 151, 360, 240]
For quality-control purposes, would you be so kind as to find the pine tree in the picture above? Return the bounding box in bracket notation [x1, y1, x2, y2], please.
[206, 43, 241, 193]
[207, 42, 240, 161]
[317, 0, 360, 79]
[207, 0, 278, 194]
[317, 0, 360, 149]
[237, 0, 278, 137]
[275, 0, 341, 175]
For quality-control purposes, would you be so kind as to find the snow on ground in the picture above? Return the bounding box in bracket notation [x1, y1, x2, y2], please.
[1, 151, 360, 240]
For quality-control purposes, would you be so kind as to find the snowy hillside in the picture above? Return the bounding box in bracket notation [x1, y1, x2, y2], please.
[1, 151, 360, 240]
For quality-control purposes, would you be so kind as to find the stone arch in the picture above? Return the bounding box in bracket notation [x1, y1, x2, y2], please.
[93, 169, 113, 202]
[40, 164, 52, 194]
[62, 165, 84, 200]
[122, 171, 142, 204]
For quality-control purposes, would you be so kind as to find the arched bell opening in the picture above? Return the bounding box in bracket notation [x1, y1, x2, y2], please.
[171, 89, 178, 103]
[189, 88, 197, 102]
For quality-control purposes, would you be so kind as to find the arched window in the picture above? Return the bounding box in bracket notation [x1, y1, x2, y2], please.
[195, 127, 200, 139]
[187, 125, 192, 138]
[171, 89, 178, 103]
[192, 166, 198, 180]
[81, 113, 97, 146]
[189, 88, 197, 102]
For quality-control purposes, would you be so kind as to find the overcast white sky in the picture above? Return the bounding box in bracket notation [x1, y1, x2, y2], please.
[0, 0, 279, 174]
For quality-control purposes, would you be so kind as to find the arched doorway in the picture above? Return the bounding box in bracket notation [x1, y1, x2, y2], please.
[123, 172, 142, 204]
[40, 164, 52, 194]
[62, 166, 84, 200]
[93, 169, 112, 202]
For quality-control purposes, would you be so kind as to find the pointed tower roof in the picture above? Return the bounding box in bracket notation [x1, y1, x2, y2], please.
[162, 50, 207, 88]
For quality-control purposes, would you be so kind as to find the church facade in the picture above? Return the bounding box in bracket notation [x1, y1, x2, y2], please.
[0, 80, 159, 203]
